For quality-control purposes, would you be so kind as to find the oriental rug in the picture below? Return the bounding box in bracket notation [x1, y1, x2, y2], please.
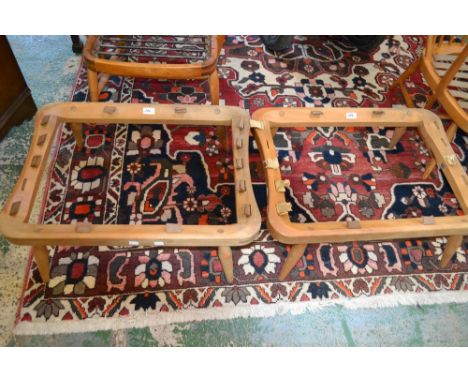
[15, 35, 468, 335]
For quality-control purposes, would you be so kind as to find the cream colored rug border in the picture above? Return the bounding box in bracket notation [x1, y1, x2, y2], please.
[14, 290, 468, 336]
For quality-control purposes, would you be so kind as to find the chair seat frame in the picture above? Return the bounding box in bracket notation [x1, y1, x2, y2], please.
[0, 103, 261, 283]
[252, 107, 468, 279]
[83, 35, 224, 104]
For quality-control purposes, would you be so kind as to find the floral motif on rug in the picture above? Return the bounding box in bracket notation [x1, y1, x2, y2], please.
[16, 35, 468, 330]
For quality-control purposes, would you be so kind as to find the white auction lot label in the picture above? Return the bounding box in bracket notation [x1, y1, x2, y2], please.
[142, 107, 155, 115]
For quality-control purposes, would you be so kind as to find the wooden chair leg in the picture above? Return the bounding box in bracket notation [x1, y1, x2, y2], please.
[218, 246, 234, 283]
[98, 72, 111, 95]
[33, 245, 50, 283]
[389, 57, 421, 91]
[422, 122, 458, 180]
[208, 70, 220, 106]
[446, 121, 458, 141]
[422, 158, 437, 179]
[216, 126, 229, 154]
[70, 122, 83, 150]
[278, 243, 307, 281]
[425, 94, 437, 110]
[389, 126, 407, 149]
[440, 235, 463, 268]
[87, 68, 99, 102]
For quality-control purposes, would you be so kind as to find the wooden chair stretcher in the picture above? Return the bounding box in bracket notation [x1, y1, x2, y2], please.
[252, 107, 468, 280]
[0, 103, 261, 284]
[83, 35, 224, 105]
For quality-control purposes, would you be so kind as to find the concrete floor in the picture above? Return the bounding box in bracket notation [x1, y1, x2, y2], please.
[2, 35, 468, 346]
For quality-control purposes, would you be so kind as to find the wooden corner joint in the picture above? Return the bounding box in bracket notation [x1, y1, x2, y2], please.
[250, 119, 264, 130]
[236, 138, 243, 149]
[244, 204, 252, 217]
[275, 179, 290, 193]
[276, 202, 292, 216]
[264, 158, 279, 169]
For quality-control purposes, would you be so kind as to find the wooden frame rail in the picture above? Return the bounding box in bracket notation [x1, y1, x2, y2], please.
[0, 103, 261, 284]
[252, 107, 468, 280]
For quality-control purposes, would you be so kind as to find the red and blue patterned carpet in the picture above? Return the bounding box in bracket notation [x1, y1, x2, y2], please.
[17, 36, 468, 328]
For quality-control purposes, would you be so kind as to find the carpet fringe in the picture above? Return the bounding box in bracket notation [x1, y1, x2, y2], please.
[13, 290, 468, 336]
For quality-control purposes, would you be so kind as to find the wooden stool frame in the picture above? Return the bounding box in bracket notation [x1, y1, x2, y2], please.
[0, 103, 261, 284]
[252, 107, 468, 280]
[83, 36, 224, 104]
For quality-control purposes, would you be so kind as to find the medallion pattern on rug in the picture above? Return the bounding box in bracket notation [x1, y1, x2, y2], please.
[17, 36, 468, 326]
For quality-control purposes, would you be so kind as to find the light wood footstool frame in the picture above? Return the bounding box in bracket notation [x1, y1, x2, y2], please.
[252, 107, 468, 280]
[0, 103, 261, 284]
[83, 35, 224, 104]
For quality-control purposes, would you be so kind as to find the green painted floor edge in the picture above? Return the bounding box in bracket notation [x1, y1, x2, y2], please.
[3, 36, 468, 347]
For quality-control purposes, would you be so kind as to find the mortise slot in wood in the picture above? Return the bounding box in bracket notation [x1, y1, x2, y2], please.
[175, 106, 187, 114]
[103, 106, 117, 114]
[422, 216, 435, 225]
[238, 179, 246, 192]
[31, 155, 42, 168]
[238, 119, 244, 129]
[75, 223, 93, 233]
[166, 223, 183, 233]
[40, 115, 50, 126]
[9, 201, 21, 216]
[37, 134, 47, 146]
[276, 202, 292, 216]
[244, 204, 252, 217]
[250, 120, 264, 130]
[264, 158, 279, 169]
[235, 158, 244, 170]
[347, 220, 362, 229]
[310, 110, 323, 117]
[21, 179, 28, 191]
[275, 179, 290, 192]
[236, 138, 243, 149]
[372, 110, 385, 116]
